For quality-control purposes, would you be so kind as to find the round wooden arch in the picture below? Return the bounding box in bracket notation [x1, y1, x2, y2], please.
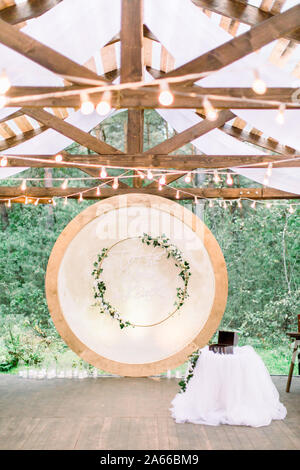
[46, 193, 228, 376]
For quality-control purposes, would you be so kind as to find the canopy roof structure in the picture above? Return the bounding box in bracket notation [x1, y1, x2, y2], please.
[0, 0, 300, 204]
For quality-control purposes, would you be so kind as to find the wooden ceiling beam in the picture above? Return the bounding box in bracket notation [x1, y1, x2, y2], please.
[0, 186, 298, 200]
[0, 0, 62, 25]
[22, 108, 129, 184]
[161, 4, 300, 83]
[0, 18, 108, 86]
[6, 86, 300, 109]
[120, 0, 144, 188]
[191, 0, 300, 43]
[0, 126, 46, 152]
[3, 154, 299, 169]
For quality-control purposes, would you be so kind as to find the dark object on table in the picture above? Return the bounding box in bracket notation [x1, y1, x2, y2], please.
[286, 332, 300, 393]
[209, 330, 238, 355]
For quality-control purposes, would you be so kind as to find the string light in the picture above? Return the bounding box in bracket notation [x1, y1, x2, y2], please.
[78, 192, 83, 202]
[251, 201, 256, 209]
[266, 201, 272, 208]
[52, 198, 56, 207]
[138, 171, 145, 180]
[158, 174, 166, 186]
[203, 96, 218, 121]
[194, 196, 198, 204]
[0, 70, 10, 94]
[61, 179, 68, 189]
[20, 179, 26, 191]
[24, 196, 28, 205]
[276, 104, 285, 125]
[252, 69, 267, 95]
[263, 174, 269, 186]
[96, 186, 101, 196]
[55, 154, 63, 163]
[209, 200, 214, 208]
[237, 199, 242, 208]
[176, 190, 180, 199]
[147, 169, 153, 180]
[158, 184, 163, 191]
[288, 205, 295, 214]
[184, 172, 192, 183]
[96, 91, 111, 115]
[34, 199, 39, 206]
[100, 166, 107, 178]
[226, 173, 233, 186]
[213, 170, 221, 184]
[0, 156, 7, 167]
[64, 196, 68, 206]
[80, 93, 94, 115]
[7, 199, 11, 208]
[158, 81, 174, 106]
[112, 177, 119, 189]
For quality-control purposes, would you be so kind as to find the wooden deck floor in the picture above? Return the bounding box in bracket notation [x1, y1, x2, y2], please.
[0, 375, 299, 450]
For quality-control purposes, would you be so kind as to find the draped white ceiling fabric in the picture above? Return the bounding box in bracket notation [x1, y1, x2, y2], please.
[0, 0, 299, 194]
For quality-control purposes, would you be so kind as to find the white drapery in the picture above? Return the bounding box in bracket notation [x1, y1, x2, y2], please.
[0, 0, 299, 195]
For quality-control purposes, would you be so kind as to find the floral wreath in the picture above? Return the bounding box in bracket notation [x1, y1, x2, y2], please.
[92, 233, 191, 329]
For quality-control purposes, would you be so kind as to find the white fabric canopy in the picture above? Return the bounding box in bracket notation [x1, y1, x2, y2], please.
[0, 0, 299, 195]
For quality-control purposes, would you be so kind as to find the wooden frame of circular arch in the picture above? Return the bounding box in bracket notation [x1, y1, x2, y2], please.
[46, 193, 228, 377]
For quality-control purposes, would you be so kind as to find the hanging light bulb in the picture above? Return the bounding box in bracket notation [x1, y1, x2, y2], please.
[138, 171, 145, 180]
[251, 200, 256, 209]
[237, 199, 242, 208]
[61, 179, 68, 189]
[55, 153, 63, 163]
[147, 169, 153, 180]
[25, 197, 29, 205]
[80, 93, 94, 115]
[0, 70, 10, 94]
[203, 96, 218, 121]
[194, 196, 198, 204]
[52, 198, 56, 207]
[0, 156, 7, 167]
[7, 199, 11, 208]
[158, 80, 174, 106]
[34, 198, 39, 206]
[100, 166, 107, 178]
[21, 179, 26, 191]
[213, 170, 220, 184]
[276, 104, 285, 125]
[64, 196, 68, 206]
[266, 162, 273, 177]
[175, 190, 180, 199]
[252, 69, 267, 95]
[158, 184, 163, 191]
[159, 174, 166, 186]
[112, 177, 119, 189]
[184, 172, 192, 183]
[288, 205, 295, 214]
[96, 91, 111, 115]
[263, 174, 269, 186]
[78, 192, 83, 202]
[209, 199, 214, 208]
[223, 200, 227, 209]
[266, 201, 272, 209]
[226, 172, 233, 186]
[0, 95, 7, 109]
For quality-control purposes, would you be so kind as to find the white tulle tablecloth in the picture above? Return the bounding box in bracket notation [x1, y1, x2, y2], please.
[171, 346, 286, 427]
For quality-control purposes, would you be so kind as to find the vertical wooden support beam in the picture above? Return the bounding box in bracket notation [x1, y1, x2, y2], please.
[121, 0, 144, 188]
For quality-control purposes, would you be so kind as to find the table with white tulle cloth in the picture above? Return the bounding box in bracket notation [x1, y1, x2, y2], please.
[171, 346, 287, 427]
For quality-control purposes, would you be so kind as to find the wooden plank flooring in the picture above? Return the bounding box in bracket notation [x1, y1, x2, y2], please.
[0, 375, 299, 450]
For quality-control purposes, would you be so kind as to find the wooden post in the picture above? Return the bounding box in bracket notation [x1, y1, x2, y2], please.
[120, 0, 144, 188]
